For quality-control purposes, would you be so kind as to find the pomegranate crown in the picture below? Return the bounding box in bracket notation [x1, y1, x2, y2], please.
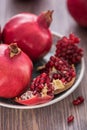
[37, 10, 54, 28]
[8, 43, 21, 58]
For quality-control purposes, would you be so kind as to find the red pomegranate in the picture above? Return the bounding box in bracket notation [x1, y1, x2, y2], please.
[0, 43, 33, 98]
[2, 10, 53, 61]
[37, 56, 76, 95]
[67, 0, 87, 27]
[15, 73, 54, 105]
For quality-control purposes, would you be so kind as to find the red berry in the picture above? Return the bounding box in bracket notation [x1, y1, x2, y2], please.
[67, 115, 74, 123]
[73, 96, 84, 105]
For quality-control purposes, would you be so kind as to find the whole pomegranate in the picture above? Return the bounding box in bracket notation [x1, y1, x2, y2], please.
[2, 10, 53, 61]
[0, 43, 33, 98]
[67, 0, 87, 27]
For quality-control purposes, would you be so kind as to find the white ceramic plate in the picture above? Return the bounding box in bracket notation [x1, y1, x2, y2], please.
[0, 32, 85, 109]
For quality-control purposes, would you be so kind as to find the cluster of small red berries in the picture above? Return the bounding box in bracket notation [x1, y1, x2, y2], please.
[45, 56, 76, 83]
[55, 33, 83, 64]
[30, 73, 54, 96]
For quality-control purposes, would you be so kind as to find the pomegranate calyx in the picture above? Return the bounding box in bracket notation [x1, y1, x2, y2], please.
[37, 10, 53, 28]
[8, 43, 21, 58]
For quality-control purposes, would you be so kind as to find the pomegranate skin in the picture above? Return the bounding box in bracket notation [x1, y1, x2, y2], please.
[0, 44, 33, 98]
[67, 0, 87, 27]
[2, 11, 52, 61]
[0, 26, 1, 42]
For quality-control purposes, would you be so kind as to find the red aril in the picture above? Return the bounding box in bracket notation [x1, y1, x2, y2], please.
[0, 43, 33, 98]
[72, 96, 84, 105]
[67, 115, 74, 123]
[2, 10, 53, 61]
[67, 0, 87, 27]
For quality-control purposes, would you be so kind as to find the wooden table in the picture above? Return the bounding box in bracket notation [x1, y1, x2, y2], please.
[0, 0, 87, 130]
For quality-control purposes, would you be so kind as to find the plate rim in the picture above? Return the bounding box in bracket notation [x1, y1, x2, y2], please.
[0, 31, 85, 109]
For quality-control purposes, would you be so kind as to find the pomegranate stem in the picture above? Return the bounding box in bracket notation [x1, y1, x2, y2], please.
[9, 43, 21, 58]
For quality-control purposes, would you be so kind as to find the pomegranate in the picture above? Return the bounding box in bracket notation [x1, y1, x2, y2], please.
[2, 10, 53, 61]
[67, 0, 87, 27]
[15, 73, 54, 105]
[0, 43, 33, 98]
[55, 33, 83, 64]
[37, 56, 76, 94]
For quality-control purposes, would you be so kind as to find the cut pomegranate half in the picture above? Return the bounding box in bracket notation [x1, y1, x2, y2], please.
[15, 73, 54, 105]
[15, 91, 53, 105]
[37, 56, 76, 95]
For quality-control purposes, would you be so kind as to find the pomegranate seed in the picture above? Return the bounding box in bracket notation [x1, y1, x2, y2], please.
[74, 37, 80, 43]
[53, 73, 58, 79]
[78, 96, 84, 102]
[73, 99, 81, 105]
[61, 78, 66, 83]
[50, 61, 54, 67]
[62, 36, 68, 43]
[67, 115, 74, 123]
[50, 56, 56, 62]
[69, 33, 75, 40]
[73, 96, 84, 105]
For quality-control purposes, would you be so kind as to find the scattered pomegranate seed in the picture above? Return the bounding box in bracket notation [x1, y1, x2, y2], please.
[67, 115, 74, 123]
[73, 96, 84, 105]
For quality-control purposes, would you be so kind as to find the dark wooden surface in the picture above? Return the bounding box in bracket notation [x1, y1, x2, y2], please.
[0, 0, 87, 130]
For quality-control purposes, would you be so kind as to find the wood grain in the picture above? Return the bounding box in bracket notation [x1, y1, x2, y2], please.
[0, 0, 87, 130]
